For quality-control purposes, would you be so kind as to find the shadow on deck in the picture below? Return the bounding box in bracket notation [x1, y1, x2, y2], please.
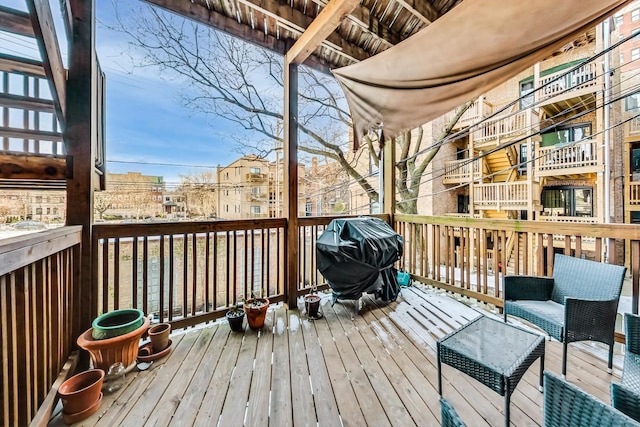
[50, 285, 622, 426]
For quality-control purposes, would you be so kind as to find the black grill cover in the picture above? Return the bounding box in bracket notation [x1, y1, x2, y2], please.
[316, 217, 404, 302]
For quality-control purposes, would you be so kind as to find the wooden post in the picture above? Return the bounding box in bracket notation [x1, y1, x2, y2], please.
[284, 62, 299, 308]
[65, 0, 96, 335]
[383, 135, 395, 217]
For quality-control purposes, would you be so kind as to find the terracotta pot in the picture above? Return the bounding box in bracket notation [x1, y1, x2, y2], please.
[58, 369, 105, 415]
[226, 310, 245, 332]
[148, 323, 171, 352]
[78, 316, 150, 371]
[244, 298, 270, 330]
[304, 294, 321, 318]
[91, 308, 144, 340]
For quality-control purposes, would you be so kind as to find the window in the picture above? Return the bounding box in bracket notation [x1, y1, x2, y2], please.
[520, 80, 534, 109]
[252, 187, 261, 195]
[632, 8, 640, 21]
[615, 14, 624, 27]
[541, 187, 593, 217]
[36, 207, 42, 215]
[627, 91, 640, 111]
[631, 144, 640, 180]
[541, 123, 591, 147]
[250, 167, 260, 174]
[519, 144, 528, 175]
[457, 195, 469, 214]
[251, 206, 260, 214]
[632, 48, 640, 61]
[621, 53, 625, 64]
[305, 201, 313, 216]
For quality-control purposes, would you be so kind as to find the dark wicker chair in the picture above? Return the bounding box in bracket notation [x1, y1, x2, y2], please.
[623, 313, 640, 391]
[543, 371, 640, 427]
[504, 254, 626, 376]
[610, 313, 640, 422]
[612, 382, 640, 423]
[440, 398, 466, 427]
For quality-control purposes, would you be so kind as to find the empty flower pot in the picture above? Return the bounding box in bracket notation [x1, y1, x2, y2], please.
[58, 369, 105, 415]
[91, 308, 145, 340]
[304, 294, 321, 318]
[78, 316, 150, 371]
[148, 323, 171, 352]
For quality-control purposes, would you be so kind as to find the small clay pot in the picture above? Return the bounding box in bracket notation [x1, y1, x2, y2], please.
[148, 323, 171, 352]
[58, 369, 105, 415]
[244, 298, 270, 330]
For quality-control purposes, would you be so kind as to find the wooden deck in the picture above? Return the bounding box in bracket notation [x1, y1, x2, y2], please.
[50, 285, 623, 427]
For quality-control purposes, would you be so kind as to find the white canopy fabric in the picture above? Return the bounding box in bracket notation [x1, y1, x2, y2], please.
[332, 0, 628, 147]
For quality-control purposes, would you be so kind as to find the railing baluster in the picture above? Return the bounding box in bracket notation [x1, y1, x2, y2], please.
[160, 235, 165, 322]
[114, 238, 120, 310]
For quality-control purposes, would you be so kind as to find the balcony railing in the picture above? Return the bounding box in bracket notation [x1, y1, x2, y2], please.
[445, 97, 493, 129]
[394, 214, 640, 319]
[246, 191, 268, 201]
[473, 182, 535, 210]
[0, 226, 82, 426]
[537, 215, 598, 224]
[442, 158, 485, 184]
[473, 109, 536, 144]
[629, 181, 640, 206]
[536, 139, 601, 175]
[627, 114, 640, 136]
[246, 173, 267, 182]
[536, 61, 599, 103]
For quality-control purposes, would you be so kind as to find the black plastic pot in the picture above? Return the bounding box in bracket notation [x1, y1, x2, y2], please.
[304, 294, 321, 319]
[226, 310, 245, 332]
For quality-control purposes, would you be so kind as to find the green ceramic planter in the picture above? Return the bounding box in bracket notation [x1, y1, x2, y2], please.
[92, 309, 145, 340]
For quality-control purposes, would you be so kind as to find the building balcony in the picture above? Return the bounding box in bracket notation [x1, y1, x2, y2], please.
[445, 97, 493, 130]
[473, 109, 537, 146]
[629, 182, 640, 206]
[5, 214, 640, 426]
[246, 191, 268, 201]
[473, 181, 537, 211]
[625, 114, 640, 139]
[442, 158, 486, 184]
[246, 172, 267, 182]
[535, 139, 602, 177]
[535, 61, 599, 116]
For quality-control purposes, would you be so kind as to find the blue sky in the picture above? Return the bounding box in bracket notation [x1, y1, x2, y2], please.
[2, 0, 245, 187]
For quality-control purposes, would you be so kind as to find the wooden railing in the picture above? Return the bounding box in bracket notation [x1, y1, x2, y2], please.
[630, 182, 640, 205]
[627, 114, 640, 136]
[537, 215, 598, 224]
[443, 158, 484, 184]
[92, 220, 286, 330]
[536, 61, 599, 102]
[473, 182, 533, 210]
[394, 215, 640, 322]
[536, 139, 600, 175]
[473, 109, 535, 144]
[446, 97, 493, 129]
[0, 226, 82, 427]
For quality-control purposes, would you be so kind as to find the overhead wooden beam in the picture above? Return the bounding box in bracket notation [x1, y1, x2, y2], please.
[285, 0, 361, 65]
[0, 152, 67, 180]
[143, 0, 353, 70]
[26, 0, 66, 128]
[235, 0, 369, 62]
[393, 0, 438, 24]
[0, 6, 34, 37]
[0, 53, 45, 77]
[0, 93, 56, 112]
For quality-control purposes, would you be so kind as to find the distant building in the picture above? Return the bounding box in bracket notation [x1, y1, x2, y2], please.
[0, 190, 66, 223]
[97, 172, 164, 220]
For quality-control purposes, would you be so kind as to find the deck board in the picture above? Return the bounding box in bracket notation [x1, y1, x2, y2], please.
[51, 285, 624, 427]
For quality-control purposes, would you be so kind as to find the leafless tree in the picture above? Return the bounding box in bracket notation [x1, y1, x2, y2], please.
[94, 192, 113, 219]
[112, 3, 470, 214]
[178, 171, 217, 218]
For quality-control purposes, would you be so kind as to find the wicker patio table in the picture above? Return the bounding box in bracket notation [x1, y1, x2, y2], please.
[437, 316, 545, 427]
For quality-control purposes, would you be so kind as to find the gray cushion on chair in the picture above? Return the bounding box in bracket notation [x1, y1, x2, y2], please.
[507, 300, 564, 327]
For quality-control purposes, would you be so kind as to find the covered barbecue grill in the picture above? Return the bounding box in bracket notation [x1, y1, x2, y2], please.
[316, 217, 404, 303]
